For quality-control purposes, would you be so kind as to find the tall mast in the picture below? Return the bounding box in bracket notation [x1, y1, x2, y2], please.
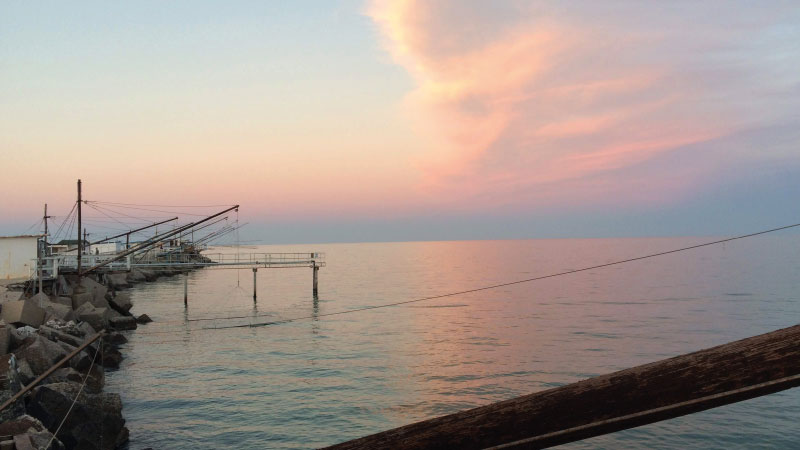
[77, 179, 82, 277]
[43, 203, 49, 245]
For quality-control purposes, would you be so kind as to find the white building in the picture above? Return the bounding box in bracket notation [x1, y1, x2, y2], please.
[0, 235, 43, 280]
[88, 242, 122, 254]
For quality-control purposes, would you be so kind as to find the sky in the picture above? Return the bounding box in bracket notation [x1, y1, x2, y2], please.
[1, 1, 799, 243]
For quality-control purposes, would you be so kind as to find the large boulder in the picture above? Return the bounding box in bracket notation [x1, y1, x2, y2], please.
[74, 303, 108, 332]
[46, 366, 103, 394]
[136, 314, 152, 324]
[70, 291, 94, 310]
[103, 332, 128, 346]
[0, 320, 9, 354]
[55, 275, 73, 296]
[27, 382, 128, 450]
[38, 325, 83, 348]
[74, 278, 108, 309]
[0, 414, 64, 450]
[125, 269, 146, 283]
[0, 288, 22, 304]
[0, 353, 25, 422]
[105, 273, 130, 290]
[40, 300, 74, 323]
[14, 335, 69, 376]
[0, 297, 46, 328]
[107, 293, 133, 316]
[9, 325, 37, 350]
[75, 321, 96, 340]
[109, 316, 137, 331]
[52, 296, 73, 307]
[16, 358, 35, 385]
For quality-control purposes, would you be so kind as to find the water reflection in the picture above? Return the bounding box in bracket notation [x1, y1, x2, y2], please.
[109, 236, 800, 449]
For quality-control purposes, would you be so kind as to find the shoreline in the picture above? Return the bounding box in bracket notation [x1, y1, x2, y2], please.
[0, 267, 189, 449]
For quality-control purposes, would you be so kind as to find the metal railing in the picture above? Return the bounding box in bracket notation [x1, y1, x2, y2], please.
[32, 251, 324, 278]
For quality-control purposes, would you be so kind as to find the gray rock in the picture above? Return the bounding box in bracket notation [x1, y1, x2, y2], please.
[109, 316, 137, 331]
[103, 332, 128, 346]
[45, 366, 103, 394]
[53, 296, 73, 307]
[28, 428, 65, 450]
[75, 321, 96, 339]
[9, 325, 38, 350]
[40, 301, 74, 323]
[16, 358, 35, 385]
[55, 275, 72, 296]
[0, 354, 25, 422]
[14, 335, 69, 376]
[74, 303, 107, 332]
[70, 292, 94, 310]
[107, 292, 133, 316]
[105, 273, 130, 290]
[98, 346, 123, 369]
[0, 297, 46, 328]
[0, 414, 47, 439]
[141, 269, 159, 281]
[125, 269, 146, 283]
[38, 325, 83, 348]
[135, 314, 152, 324]
[27, 382, 128, 450]
[0, 320, 9, 354]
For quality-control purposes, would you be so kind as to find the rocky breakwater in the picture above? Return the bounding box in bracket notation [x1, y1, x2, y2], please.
[0, 268, 172, 450]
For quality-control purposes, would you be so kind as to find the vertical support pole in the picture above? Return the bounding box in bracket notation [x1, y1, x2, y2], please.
[312, 262, 319, 297]
[38, 247, 43, 294]
[184, 272, 188, 306]
[252, 268, 257, 303]
[126, 233, 130, 250]
[76, 179, 82, 277]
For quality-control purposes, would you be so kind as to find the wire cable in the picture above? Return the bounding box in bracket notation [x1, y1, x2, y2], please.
[88, 201, 235, 208]
[137, 221, 800, 335]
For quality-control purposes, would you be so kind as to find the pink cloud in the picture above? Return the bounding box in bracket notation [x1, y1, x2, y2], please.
[368, 0, 799, 210]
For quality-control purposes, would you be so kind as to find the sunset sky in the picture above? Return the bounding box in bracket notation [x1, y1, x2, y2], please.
[2, 1, 799, 243]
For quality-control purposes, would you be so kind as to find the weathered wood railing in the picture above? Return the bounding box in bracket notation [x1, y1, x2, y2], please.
[325, 324, 800, 449]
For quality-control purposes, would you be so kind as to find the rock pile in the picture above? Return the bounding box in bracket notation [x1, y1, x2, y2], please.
[0, 269, 166, 450]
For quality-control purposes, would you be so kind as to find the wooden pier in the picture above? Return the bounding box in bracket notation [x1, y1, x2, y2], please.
[325, 324, 800, 449]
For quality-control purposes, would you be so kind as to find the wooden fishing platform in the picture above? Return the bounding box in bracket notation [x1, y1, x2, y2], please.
[325, 324, 800, 449]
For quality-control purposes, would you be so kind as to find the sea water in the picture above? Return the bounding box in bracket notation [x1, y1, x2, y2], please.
[107, 235, 800, 449]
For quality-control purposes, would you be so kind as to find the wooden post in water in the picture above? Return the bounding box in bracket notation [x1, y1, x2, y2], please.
[324, 324, 800, 450]
[252, 268, 257, 303]
[183, 272, 188, 306]
[312, 261, 319, 297]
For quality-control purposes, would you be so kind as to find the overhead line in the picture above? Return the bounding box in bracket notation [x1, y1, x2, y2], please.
[89, 201, 236, 208]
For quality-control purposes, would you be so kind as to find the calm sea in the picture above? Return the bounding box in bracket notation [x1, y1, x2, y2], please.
[108, 235, 800, 449]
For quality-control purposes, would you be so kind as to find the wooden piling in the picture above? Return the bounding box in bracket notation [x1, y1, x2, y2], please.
[183, 272, 188, 306]
[312, 262, 319, 297]
[324, 324, 800, 450]
[252, 268, 257, 302]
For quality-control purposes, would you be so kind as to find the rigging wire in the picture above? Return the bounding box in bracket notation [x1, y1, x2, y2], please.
[85, 201, 210, 217]
[21, 218, 43, 234]
[88, 201, 235, 208]
[137, 221, 800, 336]
[87, 202, 175, 222]
[51, 202, 77, 242]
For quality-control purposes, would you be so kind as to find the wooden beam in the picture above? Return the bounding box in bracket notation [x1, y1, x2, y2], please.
[324, 324, 800, 450]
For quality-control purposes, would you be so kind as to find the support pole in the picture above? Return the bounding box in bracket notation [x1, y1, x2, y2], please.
[76, 179, 82, 278]
[184, 273, 188, 306]
[252, 268, 257, 303]
[312, 262, 319, 297]
[37, 242, 43, 294]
